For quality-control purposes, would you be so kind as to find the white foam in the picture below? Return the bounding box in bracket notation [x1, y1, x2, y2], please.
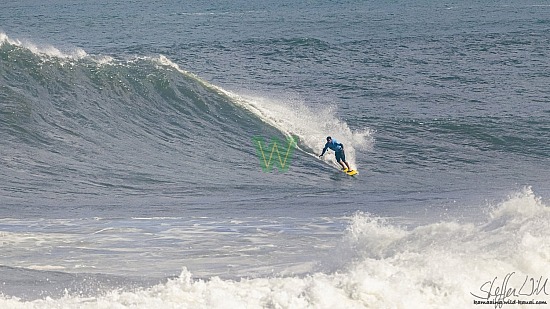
[0, 32, 8, 44]
[2, 188, 548, 308]
[91, 55, 116, 65]
[153, 54, 191, 75]
[229, 93, 374, 169]
[0, 32, 87, 60]
[26, 265, 66, 271]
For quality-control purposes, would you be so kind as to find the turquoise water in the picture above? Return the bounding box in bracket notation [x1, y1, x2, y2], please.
[1, 1, 549, 307]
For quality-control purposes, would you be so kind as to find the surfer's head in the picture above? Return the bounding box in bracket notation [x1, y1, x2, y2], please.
[326, 136, 332, 142]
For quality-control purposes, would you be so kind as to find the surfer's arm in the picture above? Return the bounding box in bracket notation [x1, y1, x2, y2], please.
[319, 145, 328, 157]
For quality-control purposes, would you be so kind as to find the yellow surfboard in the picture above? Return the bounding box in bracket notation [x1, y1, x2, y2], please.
[342, 168, 358, 176]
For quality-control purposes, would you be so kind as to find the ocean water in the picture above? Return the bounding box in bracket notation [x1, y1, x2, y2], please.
[1, 0, 549, 308]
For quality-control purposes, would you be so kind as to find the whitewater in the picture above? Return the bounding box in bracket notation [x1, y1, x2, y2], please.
[1, 189, 549, 308]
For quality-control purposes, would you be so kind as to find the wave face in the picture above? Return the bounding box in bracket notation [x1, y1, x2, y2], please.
[1, 188, 548, 308]
[0, 34, 373, 205]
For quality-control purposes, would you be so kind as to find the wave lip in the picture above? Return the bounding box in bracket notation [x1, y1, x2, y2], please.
[0, 32, 87, 59]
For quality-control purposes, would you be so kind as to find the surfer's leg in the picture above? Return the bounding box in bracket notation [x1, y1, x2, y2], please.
[339, 151, 352, 171]
[336, 152, 347, 171]
[338, 161, 346, 170]
[344, 161, 351, 171]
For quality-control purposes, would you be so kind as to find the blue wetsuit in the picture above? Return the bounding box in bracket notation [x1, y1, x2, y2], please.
[321, 139, 346, 162]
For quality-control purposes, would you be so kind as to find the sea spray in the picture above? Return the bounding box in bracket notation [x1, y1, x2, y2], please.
[2, 188, 548, 308]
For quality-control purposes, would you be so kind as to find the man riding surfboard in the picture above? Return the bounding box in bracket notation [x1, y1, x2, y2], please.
[319, 136, 353, 172]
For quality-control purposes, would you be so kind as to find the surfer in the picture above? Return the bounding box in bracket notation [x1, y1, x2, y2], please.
[319, 136, 353, 172]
